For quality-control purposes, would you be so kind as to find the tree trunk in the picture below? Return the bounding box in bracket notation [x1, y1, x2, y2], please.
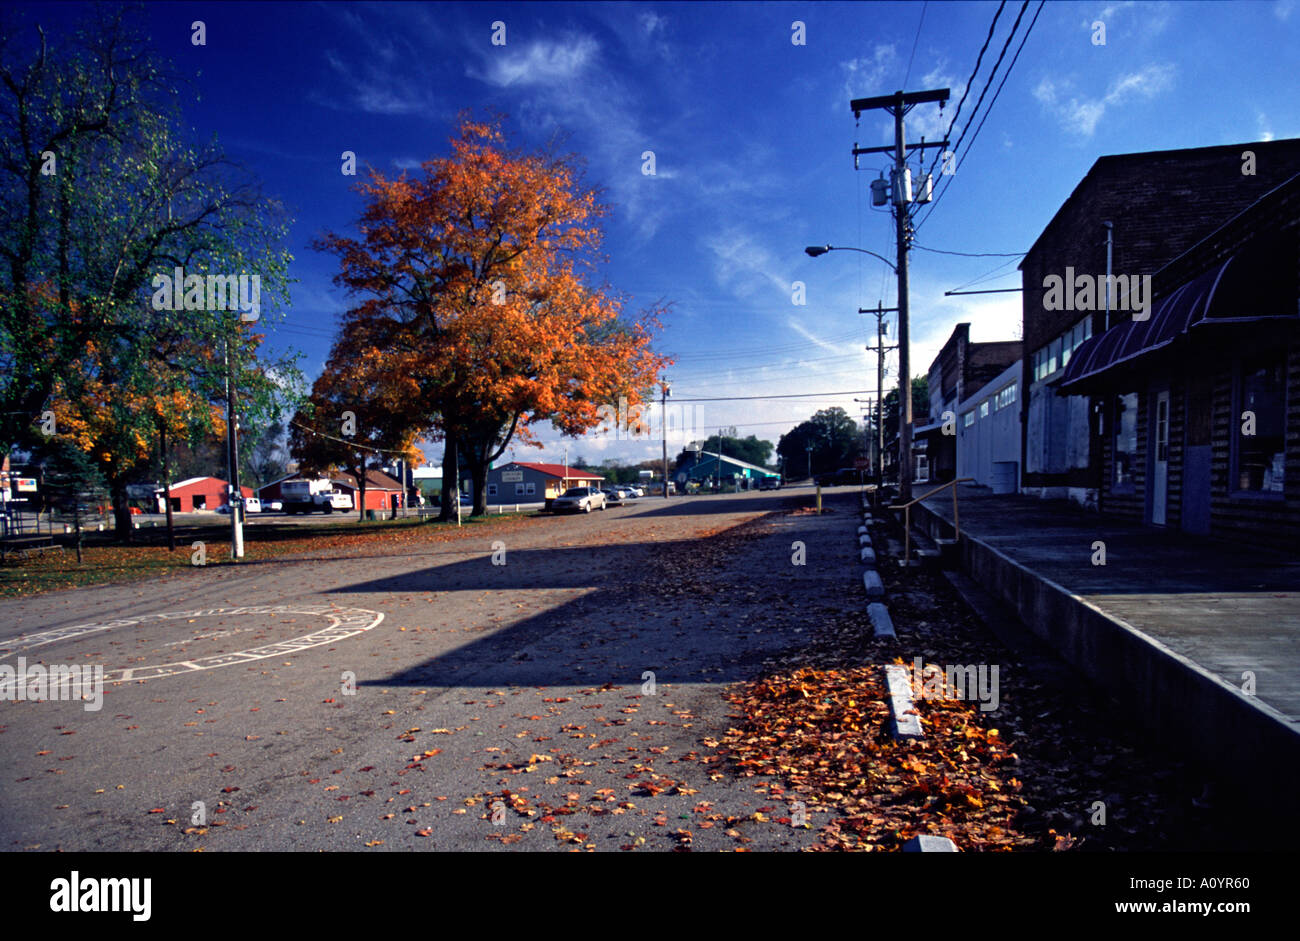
[467, 452, 489, 517]
[438, 437, 459, 521]
[111, 478, 132, 542]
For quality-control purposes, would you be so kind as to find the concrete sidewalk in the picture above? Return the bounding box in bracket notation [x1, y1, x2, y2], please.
[910, 484, 1300, 805]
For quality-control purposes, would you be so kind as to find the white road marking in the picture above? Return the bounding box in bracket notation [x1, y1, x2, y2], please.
[0, 604, 384, 687]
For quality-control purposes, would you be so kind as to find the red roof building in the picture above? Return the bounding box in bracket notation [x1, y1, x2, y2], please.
[479, 461, 604, 504]
[157, 477, 252, 513]
[258, 470, 405, 512]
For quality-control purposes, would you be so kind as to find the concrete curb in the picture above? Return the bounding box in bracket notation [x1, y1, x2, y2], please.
[902, 835, 958, 852]
[868, 602, 895, 638]
[863, 569, 884, 599]
[884, 664, 923, 738]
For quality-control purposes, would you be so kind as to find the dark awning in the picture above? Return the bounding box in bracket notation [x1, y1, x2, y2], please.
[1058, 248, 1297, 392]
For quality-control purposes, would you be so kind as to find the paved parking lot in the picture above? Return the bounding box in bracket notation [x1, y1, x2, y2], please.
[0, 488, 862, 851]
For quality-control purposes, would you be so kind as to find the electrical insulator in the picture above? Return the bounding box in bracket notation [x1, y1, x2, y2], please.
[914, 172, 933, 203]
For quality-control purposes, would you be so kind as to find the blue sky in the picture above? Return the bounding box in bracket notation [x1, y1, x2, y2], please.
[26, 1, 1300, 467]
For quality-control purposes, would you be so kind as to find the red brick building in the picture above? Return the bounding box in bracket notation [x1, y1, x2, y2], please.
[157, 477, 252, 513]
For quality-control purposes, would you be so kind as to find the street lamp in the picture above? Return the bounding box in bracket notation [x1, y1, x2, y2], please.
[806, 241, 911, 503]
[804, 244, 897, 272]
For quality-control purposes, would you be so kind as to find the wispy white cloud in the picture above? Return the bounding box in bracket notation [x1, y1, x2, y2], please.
[840, 44, 898, 111]
[704, 227, 791, 301]
[787, 318, 847, 354]
[1084, 1, 1172, 34]
[1257, 111, 1275, 142]
[1034, 64, 1175, 136]
[1275, 0, 1296, 20]
[467, 35, 600, 87]
[314, 6, 446, 116]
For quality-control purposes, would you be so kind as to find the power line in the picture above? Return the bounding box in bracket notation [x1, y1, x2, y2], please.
[902, 2, 929, 88]
[922, 0, 1006, 184]
[288, 419, 420, 456]
[913, 244, 1025, 258]
[947, 1, 1045, 182]
[915, 1, 1037, 232]
[669, 390, 876, 403]
[947, 255, 1023, 293]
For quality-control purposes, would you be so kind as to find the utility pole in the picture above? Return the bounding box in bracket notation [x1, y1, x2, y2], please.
[861, 304, 898, 494]
[851, 87, 948, 503]
[224, 338, 244, 559]
[660, 382, 671, 499]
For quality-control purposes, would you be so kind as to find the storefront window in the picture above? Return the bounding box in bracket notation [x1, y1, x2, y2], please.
[1114, 393, 1138, 488]
[1236, 356, 1287, 493]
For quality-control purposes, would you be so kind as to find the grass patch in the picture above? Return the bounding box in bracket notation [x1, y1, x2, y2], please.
[0, 510, 541, 598]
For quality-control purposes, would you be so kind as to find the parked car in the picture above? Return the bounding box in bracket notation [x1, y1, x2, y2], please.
[245, 497, 262, 513]
[268, 500, 283, 511]
[552, 486, 607, 513]
[759, 477, 782, 490]
[624, 485, 644, 498]
[602, 488, 626, 505]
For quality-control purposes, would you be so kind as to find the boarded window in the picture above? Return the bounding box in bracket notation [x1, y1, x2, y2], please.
[1236, 355, 1287, 492]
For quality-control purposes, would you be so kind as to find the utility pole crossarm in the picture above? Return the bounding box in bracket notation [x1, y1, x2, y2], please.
[850, 87, 949, 115]
[852, 140, 949, 157]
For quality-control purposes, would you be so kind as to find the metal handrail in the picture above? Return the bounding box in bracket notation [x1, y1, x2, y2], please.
[887, 477, 974, 566]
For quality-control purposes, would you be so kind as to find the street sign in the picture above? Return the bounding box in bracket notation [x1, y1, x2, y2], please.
[854, 457, 871, 470]
[501, 471, 523, 482]
[15, 477, 37, 492]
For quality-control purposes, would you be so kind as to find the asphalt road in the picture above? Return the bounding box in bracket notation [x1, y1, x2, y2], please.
[0, 487, 865, 851]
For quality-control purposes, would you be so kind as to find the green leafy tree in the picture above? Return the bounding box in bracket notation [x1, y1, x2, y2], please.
[0, 7, 300, 537]
[776, 407, 862, 479]
[677, 431, 773, 469]
[883, 376, 930, 442]
[33, 436, 106, 563]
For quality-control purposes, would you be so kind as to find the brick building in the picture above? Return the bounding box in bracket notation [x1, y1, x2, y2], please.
[1058, 171, 1300, 548]
[1018, 138, 1300, 507]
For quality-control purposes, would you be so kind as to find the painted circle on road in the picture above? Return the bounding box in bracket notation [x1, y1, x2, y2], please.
[0, 604, 384, 685]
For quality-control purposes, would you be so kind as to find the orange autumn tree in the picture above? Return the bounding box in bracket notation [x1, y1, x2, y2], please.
[314, 115, 669, 517]
[49, 335, 226, 535]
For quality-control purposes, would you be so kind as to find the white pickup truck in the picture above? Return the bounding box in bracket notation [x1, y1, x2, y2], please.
[281, 479, 354, 514]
